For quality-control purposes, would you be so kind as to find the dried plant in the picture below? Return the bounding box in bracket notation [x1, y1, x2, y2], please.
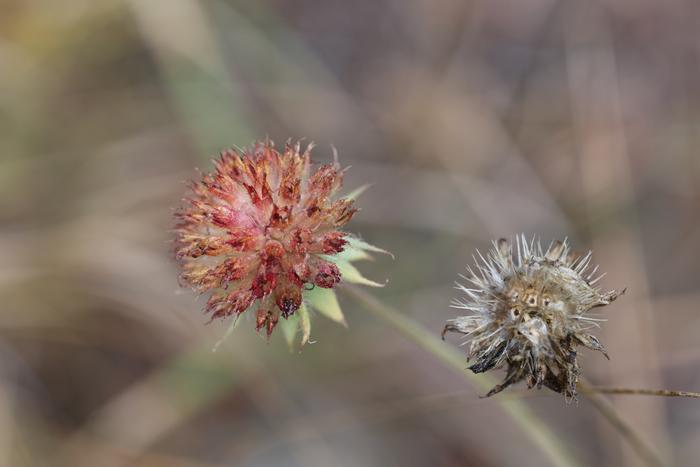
[443, 235, 624, 400]
[175, 139, 387, 347]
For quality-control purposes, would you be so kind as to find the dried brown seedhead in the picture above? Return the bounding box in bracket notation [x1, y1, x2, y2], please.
[443, 235, 624, 400]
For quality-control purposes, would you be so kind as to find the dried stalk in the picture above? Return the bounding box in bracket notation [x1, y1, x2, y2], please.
[342, 284, 668, 467]
[341, 284, 582, 467]
[586, 386, 700, 399]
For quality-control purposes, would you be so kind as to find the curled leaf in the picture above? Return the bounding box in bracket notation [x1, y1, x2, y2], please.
[306, 287, 346, 326]
[279, 313, 300, 350]
[298, 303, 311, 346]
[344, 184, 371, 201]
[332, 244, 373, 263]
[346, 236, 394, 259]
[335, 260, 385, 287]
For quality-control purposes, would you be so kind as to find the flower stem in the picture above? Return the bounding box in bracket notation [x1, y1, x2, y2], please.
[585, 386, 700, 399]
[341, 284, 668, 467]
[341, 284, 583, 467]
[577, 383, 667, 467]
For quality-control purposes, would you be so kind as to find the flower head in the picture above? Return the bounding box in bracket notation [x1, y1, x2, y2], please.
[175, 140, 382, 343]
[443, 235, 623, 400]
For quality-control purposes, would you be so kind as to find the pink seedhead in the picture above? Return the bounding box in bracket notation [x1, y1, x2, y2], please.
[175, 140, 365, 340]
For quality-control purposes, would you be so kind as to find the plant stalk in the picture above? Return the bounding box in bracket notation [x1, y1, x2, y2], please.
[342, 284, 668, 467]
[585, 386, 700, 399]
[577, 383, 666, 467]
[341, 284, 583, 467]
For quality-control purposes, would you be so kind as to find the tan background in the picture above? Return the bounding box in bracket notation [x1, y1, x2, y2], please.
[1, 1, 699, 466]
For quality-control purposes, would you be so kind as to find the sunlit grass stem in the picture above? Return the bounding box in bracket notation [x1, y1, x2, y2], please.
[341, 284, 584, 467]
[342, 284, 667, 467]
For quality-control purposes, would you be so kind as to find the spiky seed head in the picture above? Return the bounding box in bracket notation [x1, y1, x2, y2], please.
[174, 139, 357, 338]
[443, 235, 624, 400]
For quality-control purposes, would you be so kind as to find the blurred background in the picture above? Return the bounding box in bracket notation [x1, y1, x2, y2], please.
[1, 0, 700, 466]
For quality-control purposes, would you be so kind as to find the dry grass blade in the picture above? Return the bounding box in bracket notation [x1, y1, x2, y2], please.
[341, 284, 584, 467]
[588, 387, 700, 400]
[343, 284, 673, 467]
[577, 383, 667, 467]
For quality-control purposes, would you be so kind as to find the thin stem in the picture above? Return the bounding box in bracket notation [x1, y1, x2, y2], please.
[342, 284, 667, 467]
[577, 383, 667, 467]
[586, 386, 700, 399]
[341, 285, 583, 467]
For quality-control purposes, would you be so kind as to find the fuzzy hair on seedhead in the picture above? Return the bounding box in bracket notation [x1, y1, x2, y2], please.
[443, 235, 624, 401]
